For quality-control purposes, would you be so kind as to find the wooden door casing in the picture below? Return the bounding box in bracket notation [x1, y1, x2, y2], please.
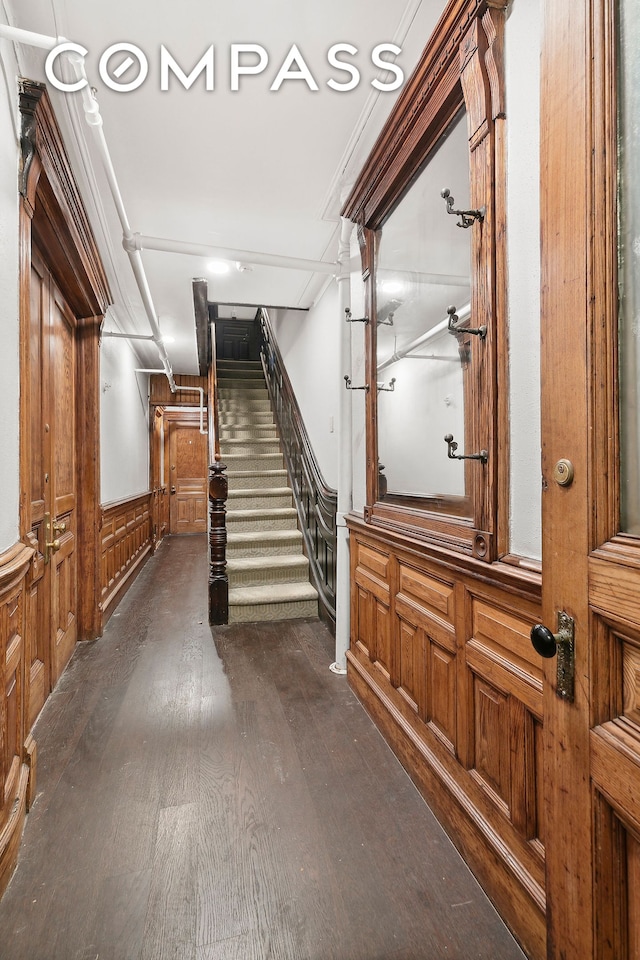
[169, 421, 208, 534]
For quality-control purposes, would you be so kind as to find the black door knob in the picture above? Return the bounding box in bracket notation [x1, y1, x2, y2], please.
[530, 624, 558, 658]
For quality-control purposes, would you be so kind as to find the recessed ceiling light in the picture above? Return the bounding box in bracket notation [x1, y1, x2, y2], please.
[207, 260, 231, 275]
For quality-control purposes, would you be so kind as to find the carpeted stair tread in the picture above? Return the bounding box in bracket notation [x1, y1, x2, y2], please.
[225, 469, 288, 489]
[227, 554, 309, 586]
[227, 506, 298, 531]
[217, 355, 318, 622]
[221, 438, 281, 451]
[229, 582, 318, 606]
[227, 507, 297, 521]
[227, 487, 293, 509]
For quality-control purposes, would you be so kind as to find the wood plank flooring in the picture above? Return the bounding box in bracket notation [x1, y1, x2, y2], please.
[0, 536, 526, 960]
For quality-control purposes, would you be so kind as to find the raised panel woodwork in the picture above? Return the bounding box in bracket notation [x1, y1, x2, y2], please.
[593, 790, 640, 960]
[0, 543, 34, 899]
[373, 599, 392, 682]
[628, 831, 640, 960]
[398, 564, 454, 623]
[347, 519, 545, 958]
[428, 640, 457, 752]
[471, 676, 511, 815]
[623, 640, 640, 728]
[149, 374, 207, 408]
[359, 544, 390, 581]
[398, 617, 422, 713]
[100, 494, 153, 626]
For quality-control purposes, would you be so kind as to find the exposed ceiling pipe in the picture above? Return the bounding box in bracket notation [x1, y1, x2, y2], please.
[65, 52, 177, 392]
[102, 331, 155, 341]
[129, 233, 338, 276]
[377, 303, 471, 372]
[0, 23, 177, 393]
[0, 23, 61, 50]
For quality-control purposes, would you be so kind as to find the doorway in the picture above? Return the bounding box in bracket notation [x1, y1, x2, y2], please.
[19, 80, 108, 727]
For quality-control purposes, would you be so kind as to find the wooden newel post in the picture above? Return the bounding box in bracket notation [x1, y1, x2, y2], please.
[208, 460, 229, 625]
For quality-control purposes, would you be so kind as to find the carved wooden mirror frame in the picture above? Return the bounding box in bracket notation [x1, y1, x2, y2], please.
[343, 0, 508, 563]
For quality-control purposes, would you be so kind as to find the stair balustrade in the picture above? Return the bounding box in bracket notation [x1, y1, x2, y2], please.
[258, 309, 338, 628]
[208, 319, 229, 625]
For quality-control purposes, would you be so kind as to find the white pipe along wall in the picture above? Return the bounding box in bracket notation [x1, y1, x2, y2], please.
[331, 216, 355, 675]
[0, 23, 177, 390]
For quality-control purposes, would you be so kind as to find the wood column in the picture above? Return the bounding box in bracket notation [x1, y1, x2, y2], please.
[208, 461, 228, 625]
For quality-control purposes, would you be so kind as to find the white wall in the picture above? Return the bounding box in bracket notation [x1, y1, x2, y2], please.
[506, 0, 542, 560]
[0, 34, 21, 552]
[100, 334, 151, 504]
[269, 281, 341, 490]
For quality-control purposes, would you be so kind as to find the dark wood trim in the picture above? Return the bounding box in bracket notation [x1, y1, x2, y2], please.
[193, 278, 210, 377]
[208, 462, 229, 625]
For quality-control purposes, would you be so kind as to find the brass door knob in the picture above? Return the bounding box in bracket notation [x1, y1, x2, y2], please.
[52, 520, 66, 534]
[46, 538, 61, 553]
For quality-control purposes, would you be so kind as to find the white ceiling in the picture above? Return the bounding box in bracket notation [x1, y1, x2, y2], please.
[8, 0, 447, 373]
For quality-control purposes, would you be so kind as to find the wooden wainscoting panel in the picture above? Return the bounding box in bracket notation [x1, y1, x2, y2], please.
[0, 542, 34, 899]
[623, 640, 640, 727]
[470, 676, 512, 817]
[397, 616, 423, 714]
[347, 518, 545, 959]
[149, 374, 207, 407]
[398, 562, 455, 623]
[100, 494, 153, 626]
[428, 639, 457, 752]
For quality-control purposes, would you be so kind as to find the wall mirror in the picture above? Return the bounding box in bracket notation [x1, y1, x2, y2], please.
[375, 110, 473, 515]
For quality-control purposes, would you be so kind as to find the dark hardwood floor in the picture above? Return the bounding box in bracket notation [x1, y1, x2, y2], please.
[0, 536, 526, 960]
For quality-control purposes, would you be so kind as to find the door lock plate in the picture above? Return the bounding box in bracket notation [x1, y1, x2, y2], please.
[556, 611, 575, 703]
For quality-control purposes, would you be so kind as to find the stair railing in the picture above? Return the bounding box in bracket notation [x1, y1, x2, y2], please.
[208, 320, 229, 625]
[258, 308, 338, 627]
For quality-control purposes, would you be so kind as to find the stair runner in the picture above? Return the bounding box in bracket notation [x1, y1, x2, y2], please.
[217, 358, 319, 623]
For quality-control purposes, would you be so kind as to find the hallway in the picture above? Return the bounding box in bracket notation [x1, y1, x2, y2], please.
[0, 537, 525, 960]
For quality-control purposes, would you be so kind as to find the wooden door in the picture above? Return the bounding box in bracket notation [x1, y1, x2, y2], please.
[169, 423, 208, 534]
[541, 1, 640, 957]
[26, 247, 78, 721]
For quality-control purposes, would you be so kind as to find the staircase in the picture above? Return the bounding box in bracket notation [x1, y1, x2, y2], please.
[217, 359, 319, 623]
